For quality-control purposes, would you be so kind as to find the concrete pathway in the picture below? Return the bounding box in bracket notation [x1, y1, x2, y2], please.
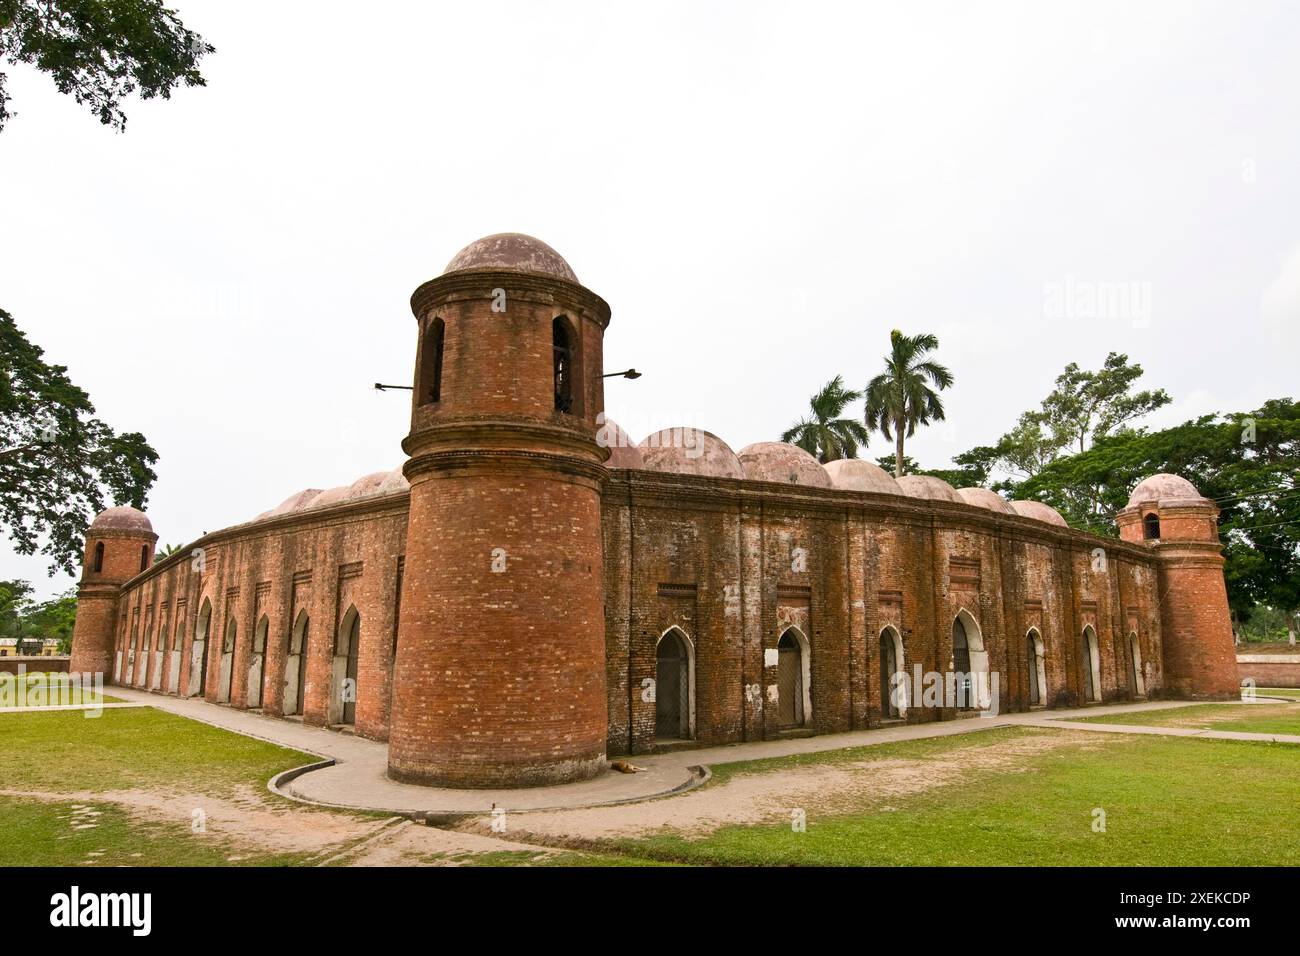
[80, 687, 1300, 816]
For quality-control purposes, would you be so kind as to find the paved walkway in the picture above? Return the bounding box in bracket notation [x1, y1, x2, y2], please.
[70, 688, 1300, 816]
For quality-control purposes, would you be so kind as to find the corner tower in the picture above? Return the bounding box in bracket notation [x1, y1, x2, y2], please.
[1117, 473, 1239, 699]
[69, 506, 157, 679]
[388, 234, 611, 788]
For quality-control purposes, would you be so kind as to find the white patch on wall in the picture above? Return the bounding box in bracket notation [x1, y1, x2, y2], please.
[723, 584, 741, 619]
[764, 647, 779, 667]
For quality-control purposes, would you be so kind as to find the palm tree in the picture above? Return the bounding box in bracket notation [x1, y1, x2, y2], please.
[864, 330, 954, 477]
[781, 375, 871, 463]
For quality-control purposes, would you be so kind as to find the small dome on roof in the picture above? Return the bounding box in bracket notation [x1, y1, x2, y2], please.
[1009, 500, 1068, 527]
[737, 442, 832, 488]
[596, 418, 644, 470]
[307, 485, 350, 510]
[267, 489, 323, 518]
[89, 506, 152, 534]
[443, 233, 578, 283]
[1127, 473, 1203, 507]
[346, 471, 390, 502]
[823, 459, 902, 495]
[896, 474, 964, 504]
[958, 487, 1015, 514]
[377, 467, 409, 496]
[639, 427, 744, 479]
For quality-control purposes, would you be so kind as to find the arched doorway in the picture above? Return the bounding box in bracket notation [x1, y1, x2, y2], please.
[331, 607, 360, 726]
[1082, 626, 1102, 702]
[1026, 629, 1046, 706]
[247, 616, 268, 708]
[218, 618, 236, 703]
[951, 610, 989, 710]
[1128, 632, 1145, 698]
[283, 610, 309, 716]
[655, 628, 694, 739]
[776, 627, 810, 728]
[189, 599, 211, 698]
[879, 626, 905, 719]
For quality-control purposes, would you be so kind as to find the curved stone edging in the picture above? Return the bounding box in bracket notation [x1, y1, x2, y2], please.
[269, 761, 709, 820]
[268, 758, 338, 800]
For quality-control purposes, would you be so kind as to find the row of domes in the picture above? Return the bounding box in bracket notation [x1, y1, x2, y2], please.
[600, 424, 1071, 526]
[88, 437, 1205, 536]
[226, 425, 1212, 529]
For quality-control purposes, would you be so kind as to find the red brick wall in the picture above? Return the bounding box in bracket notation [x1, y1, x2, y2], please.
[601, 471, 1167, 755]
[0, 657, 71, 675]
[1237, 657, 1300, 688]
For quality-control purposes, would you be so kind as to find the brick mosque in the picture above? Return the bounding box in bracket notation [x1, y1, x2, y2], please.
[68, 233, 1241, 789]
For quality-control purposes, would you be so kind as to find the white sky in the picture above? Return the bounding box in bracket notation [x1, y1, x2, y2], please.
[3, 0, 1298, 599]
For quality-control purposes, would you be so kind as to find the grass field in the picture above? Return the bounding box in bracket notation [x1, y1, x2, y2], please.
[4, 704, 1300, 866]
[595, 727, 1300, 866]
[0, 672, 122, 707]
[1254, 687, 1300, 699]
[1076, 700, 1300, 736]
[0, 708, 320, 866]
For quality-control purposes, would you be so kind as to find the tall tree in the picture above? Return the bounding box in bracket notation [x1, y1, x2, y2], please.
[0, 579, 35, 639]
[0, 0, 214, 132]
[1042, 352, 1170, 455]
[23, 586, 77, 652]
[781, 375, 871, 463]
[960, 352, 1170, 498]
[1016, 398, 1300, 626]
[863, 329, 954, 478]
[1, 308, 158, 574]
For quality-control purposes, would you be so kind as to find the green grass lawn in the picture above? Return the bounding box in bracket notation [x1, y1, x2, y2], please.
[601, 727, 1300, 866]
[0, 671, 122, 707]
[1077, 701, 1300, 736]
[1254, 687, 1300, 699]
[0, 708, 320, 866]
[6, 704, 1300, 867]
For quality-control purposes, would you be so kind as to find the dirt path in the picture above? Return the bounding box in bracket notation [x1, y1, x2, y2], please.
[1, 785, 558, 865]
[456, 728, 1112, 845]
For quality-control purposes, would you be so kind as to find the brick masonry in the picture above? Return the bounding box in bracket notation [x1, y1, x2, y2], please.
[68, 233, 1243, 789]
[1237, 655, 1300, 688]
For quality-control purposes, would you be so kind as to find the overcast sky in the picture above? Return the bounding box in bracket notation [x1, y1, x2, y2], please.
[3, 0, 1298, 599]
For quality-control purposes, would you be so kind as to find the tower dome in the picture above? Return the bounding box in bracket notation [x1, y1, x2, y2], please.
[1127, 473, 1204, 507]
[442, 233, 578, 283]
[89, 505, 153, 535]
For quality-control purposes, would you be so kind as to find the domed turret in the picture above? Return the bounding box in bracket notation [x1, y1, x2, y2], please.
[70, 505, 160, 679]
[391, 233, 611, 788]
[1117, 473, 1237, 699]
